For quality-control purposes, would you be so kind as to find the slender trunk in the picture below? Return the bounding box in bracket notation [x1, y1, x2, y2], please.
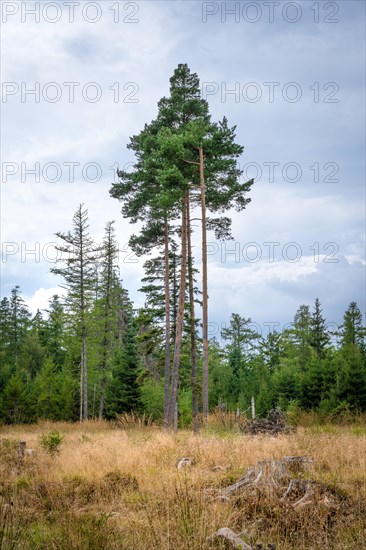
[187, 196, 199, 433]
[82, 322, 88, 419]
[80, 354, 83, 422]
[167, 194, 188, 428]
[98, 344, 108, 420]
[172, 254, 178, 335]
[163, 217, 171, 424]
[200, 146, 209, 422]
[79, 226, 88, 421]
[92, 383, 96, 419]
[99, 244, 112, 419]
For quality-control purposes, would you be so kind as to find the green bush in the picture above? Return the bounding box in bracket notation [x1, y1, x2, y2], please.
[140, 379, 164, 420]
[39, 431, 64, 455]
[286, 399, 302, 425]
[178, 388, 192, 428]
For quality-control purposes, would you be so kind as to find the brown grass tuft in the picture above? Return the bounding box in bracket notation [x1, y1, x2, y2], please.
[0, 419, 365, 549]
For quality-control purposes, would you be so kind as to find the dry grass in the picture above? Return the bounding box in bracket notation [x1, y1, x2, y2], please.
[1, 419, 365, 549]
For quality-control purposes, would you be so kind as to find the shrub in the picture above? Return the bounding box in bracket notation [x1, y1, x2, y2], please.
[39, 431, 64, 455]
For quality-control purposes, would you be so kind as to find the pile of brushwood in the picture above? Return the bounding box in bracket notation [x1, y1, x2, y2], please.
[240, 408, 293, 436]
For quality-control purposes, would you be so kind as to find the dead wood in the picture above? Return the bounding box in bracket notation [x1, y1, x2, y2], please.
[208, 527, 276, 549]
[241, 408, 293, 436]
[221, 456, 313, 498]
[176, 457, 194, 470]
[208, 527, 253, 549]
[219, 455, 342, 510]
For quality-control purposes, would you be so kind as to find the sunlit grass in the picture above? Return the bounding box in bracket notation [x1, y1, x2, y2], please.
[1, 418, 365, 549]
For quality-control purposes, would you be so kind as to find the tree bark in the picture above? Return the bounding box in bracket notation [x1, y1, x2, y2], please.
[82, 322, 88, 420]
[167, 194, 188, 429]
[98, 347, 107, 420]
[80, 353, 83, 422]
[163, 217, 171, 424]
[187, 196, 199, 433]
[99, 233, 112, 420]
[200, 146, 209, 422]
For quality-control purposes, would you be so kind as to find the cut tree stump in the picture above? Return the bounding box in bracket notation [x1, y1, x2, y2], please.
[17, 441, 26, 470]
[210, 456, 346, 548]
[219, 456, 342, 510]
[221, 456, 313, 499]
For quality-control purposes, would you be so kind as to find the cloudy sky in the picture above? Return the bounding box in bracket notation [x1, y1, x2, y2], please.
[1, 0, 365, 338]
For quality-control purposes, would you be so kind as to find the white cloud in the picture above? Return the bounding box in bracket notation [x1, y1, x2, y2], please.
[24, 286, 67, 316]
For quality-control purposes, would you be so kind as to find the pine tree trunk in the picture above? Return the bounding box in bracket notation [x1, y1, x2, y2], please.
[163, 218, 171, 424]
[172, 254, 178, 334]
[187, 196, 199, 433]
[200, 147, 209, 422]
[167, 194, 188, 429]
[82, 322, 88, 420]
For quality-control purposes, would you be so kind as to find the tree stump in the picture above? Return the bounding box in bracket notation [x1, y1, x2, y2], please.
[17, 441, 26, 470]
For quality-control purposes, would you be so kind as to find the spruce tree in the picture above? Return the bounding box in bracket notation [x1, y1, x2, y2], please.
[221, 313, 260, 405]
[51, 204, 100, 420]
[309, 298, 330, 357]
[96, 221, 124, 419]
[18, 331, 46, 379]
[339, 302, 366, 350]
[0, 374, 29, 424]
[43, 295, 67, 368]
[289, 304, 312, 369]
[0, 297, 12, 368]
[8, 286, 31, 364]
[34, 357, 59, 420]
[105, 316, 141, 417]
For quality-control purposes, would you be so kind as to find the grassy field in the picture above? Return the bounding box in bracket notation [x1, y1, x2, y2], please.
[1, 418, 365, 549]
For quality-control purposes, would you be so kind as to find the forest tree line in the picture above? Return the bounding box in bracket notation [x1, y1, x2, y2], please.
[1, 279, 365, 424]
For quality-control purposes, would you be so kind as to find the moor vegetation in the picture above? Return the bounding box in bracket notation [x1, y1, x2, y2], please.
[1, 419, 366, 549]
